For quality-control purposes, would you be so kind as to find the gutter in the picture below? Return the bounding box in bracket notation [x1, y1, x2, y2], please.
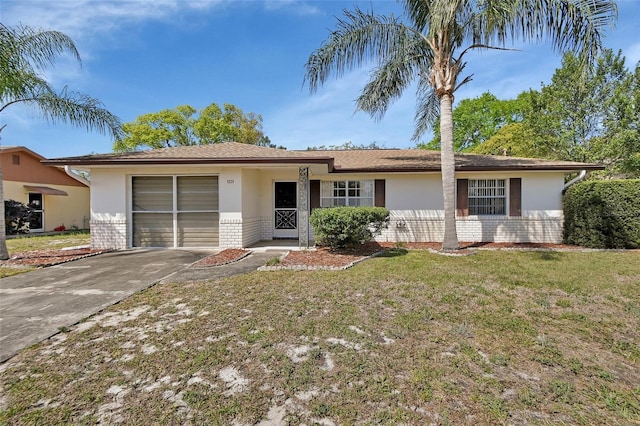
[563, 169, 587, 190]
[64, 165, 91, 186]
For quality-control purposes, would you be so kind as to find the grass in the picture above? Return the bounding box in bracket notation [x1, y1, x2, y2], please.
[1, 249, 639, 424]
[0, 231, 90, 277]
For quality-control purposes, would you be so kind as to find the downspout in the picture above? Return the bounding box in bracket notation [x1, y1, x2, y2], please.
[64, 165, 90, 186]
[563, 170, 587, 191]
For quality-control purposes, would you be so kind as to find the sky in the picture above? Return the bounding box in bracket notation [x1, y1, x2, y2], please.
[2, 0, 639, 159]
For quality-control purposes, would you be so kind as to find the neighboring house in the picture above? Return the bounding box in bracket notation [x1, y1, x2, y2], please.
[1, 146, 90, 233]
[43, 142, 603, 249]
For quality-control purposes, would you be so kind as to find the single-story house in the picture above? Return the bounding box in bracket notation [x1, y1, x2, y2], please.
[1, 146, 90, 232]
[42, 142, 603, 249]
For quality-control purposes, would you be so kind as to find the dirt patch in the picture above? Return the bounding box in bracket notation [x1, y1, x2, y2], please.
[0, 248, 110, 267]
[190, 249, 251, 267]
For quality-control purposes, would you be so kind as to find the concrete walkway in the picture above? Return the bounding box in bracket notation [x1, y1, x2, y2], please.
[0, 248, 284, 363]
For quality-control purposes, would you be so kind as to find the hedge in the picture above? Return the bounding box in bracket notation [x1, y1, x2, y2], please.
[310, 206, 390, 249]
[563, 179, 640, 249]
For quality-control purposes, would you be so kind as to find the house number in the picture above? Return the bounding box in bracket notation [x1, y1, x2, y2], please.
[227, 179, 234, 184]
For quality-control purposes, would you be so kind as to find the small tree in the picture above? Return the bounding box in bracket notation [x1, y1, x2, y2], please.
[5, 200, 33, 235]
[310, 206, 389, 249]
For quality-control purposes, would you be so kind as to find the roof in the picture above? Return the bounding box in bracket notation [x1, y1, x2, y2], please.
[0, 146, 45, 160]
[42, 141, 604, 172]
[43, 142, 334, 167]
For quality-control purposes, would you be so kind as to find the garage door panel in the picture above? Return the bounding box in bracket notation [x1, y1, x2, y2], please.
[132, 177, 173, 211]
[177, 212, 219, 247]
[132, 175, 219, 248]
[133, 213, 173, 247]
[177, 176, 219, 211]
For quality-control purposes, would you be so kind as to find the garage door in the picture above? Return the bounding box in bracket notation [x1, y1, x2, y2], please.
[132, 176, 219, 247]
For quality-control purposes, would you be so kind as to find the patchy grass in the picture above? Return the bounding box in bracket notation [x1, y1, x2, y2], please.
[1, 250, 639, 424]
[0, 231, 90, 277]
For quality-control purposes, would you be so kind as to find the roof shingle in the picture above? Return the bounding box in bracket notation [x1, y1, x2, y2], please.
[42, 141, 603, 172]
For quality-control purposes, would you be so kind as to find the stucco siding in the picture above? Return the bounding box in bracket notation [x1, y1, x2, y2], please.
[374, 172, 566, 243]
[4, 180, 89, 232]
[86, 166, 569, 248]
[90, 169, 128, 249]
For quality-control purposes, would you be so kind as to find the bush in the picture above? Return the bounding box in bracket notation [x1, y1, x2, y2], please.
[310, 206, 390, 249]
[5, 200, 33, 235]
[563, 179, 640, 249]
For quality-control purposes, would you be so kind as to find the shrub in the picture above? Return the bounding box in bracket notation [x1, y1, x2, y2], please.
[310, 206, 390, 249]
[5, 200, 33, 235]
[563, 179, 640, 249]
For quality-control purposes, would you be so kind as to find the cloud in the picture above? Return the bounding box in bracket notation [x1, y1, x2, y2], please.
[3, 1, 225, 39]
[265, 69, 420, 150]
[263, 0, 322, 16]
[3, 0, 321, 42]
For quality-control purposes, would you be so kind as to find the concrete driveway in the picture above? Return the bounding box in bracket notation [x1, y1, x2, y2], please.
[0, 249, 212, 363]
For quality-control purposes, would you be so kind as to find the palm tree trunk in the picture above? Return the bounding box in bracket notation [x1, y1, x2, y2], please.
[440, 93, 459, 250]
[0, 163, 10, 260]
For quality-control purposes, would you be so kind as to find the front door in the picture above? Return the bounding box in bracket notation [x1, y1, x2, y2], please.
[274, 181, 297, 239]
[28, 193, 44, 232]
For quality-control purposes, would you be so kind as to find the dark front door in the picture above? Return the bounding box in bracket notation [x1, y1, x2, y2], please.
[274, 181, 297, 238]
[28, 193, 44, 232]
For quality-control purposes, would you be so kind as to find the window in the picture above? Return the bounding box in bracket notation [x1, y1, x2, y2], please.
[321, 180, 374, 207]
[468, 179, 506, 215]
[12, 155, 20, 165]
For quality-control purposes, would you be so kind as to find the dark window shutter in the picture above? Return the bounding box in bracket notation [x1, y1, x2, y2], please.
[509, 178, 522, 216]
[310, 180, 320, 211]
[456, 179, 469, 216]
[374, 179, 386, 207]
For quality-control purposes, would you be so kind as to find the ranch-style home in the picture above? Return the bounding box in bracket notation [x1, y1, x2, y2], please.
[43, 142, 603, 250]
[1, 146, 90, 233]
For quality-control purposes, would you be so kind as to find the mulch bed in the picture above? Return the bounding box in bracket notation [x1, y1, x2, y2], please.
[1, 242, 622, 272]
[278, 244, 384, 269]
[190, 249, 251, 268]
[1, 249, 110, 268]
[267, 241, 602, 270]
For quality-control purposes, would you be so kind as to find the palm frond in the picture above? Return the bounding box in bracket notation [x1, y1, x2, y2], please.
[27, 87, 124, 140]
[305, 7, 416, 93]
[0, 69, 53, 106]
[412, 78, 440, 141]
[0, 23, 81, 72]
[482, 0, 617, 65]
[356, 31, 433, 120]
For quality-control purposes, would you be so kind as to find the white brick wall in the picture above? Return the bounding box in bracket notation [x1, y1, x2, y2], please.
[260, 216, 272, 240]
[242, 217, 263, 247]
[376, 214, 564, 244]
[219, 218, 243, 248]
[91, 220, 127, 249]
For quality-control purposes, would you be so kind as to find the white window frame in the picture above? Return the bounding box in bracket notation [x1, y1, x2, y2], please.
[468, 179, 506, 216]
[320, 180, 374, 207]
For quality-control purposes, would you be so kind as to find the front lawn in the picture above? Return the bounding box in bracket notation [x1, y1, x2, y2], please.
[0, 231, 91, 277]
[1, 250, 638, 424]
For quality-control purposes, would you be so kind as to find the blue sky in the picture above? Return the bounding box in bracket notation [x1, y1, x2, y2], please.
[2, 0, 639, 159]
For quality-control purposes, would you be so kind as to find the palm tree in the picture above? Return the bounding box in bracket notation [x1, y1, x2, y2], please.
[0, 23, 123, 259]
[305, 0, 617, 250]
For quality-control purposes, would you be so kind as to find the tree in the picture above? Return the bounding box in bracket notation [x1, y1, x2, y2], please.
[468, 122, 540, 157]
[306, 141, 385, 150]
[484, 49, 639, 176]
[305, 1, 616, 250]
[113, 102, 267, 152]
[420, 92, 525, 151]
[591, 60, 640, 177]
[0, 23, 123, 259]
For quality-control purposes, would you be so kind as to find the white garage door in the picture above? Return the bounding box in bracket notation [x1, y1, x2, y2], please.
[132, 176, 219, 248]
